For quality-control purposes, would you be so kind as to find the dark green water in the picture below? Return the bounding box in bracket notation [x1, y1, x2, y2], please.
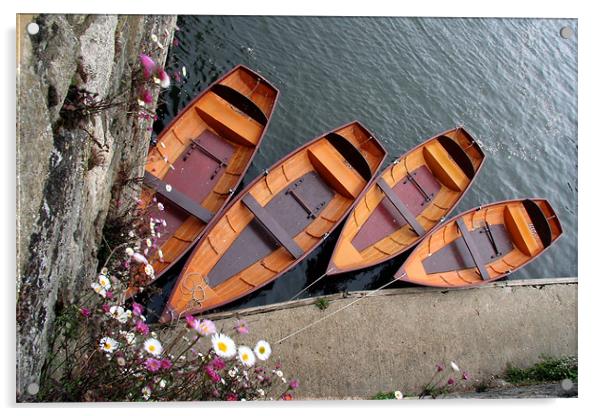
[148, 16, 577, 316]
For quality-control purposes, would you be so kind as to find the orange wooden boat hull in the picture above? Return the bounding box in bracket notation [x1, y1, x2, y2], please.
[159, 121, 387, 322]
[326, 127, 485, 276]
[394, 198, 563, 287]
[129, 65, 279, 296]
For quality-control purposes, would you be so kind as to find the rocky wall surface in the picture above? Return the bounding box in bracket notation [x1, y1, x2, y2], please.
[16, 14, 177, 401]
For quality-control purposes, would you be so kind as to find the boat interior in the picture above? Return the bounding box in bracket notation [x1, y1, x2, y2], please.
[397, 199, 562, 287]
[140, 66, 278, 279]
[328, 127, 485, 274]
[160, 122, 387, 321]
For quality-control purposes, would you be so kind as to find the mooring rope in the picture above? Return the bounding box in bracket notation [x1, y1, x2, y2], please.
[275, 275, 402, 344]
[288, 268, 335, 301]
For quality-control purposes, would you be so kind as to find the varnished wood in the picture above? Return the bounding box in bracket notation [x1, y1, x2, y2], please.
[130, 65, 278, 296]
[326, 127, 486, 275]
[395, 199, 563, 287]
[159, 121, 387, 322]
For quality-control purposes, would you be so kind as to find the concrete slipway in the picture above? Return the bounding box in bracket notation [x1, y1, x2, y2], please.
[166, 277, 577, 399]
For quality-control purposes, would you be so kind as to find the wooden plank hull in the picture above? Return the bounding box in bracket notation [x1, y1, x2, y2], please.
[326, 127, 485, 276]
[159, 121, 387, 322]
[394, 199, 563, 287]
[129, 65, 279, 296]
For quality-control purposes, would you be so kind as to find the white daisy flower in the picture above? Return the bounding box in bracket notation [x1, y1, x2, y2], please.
[165, 184, 172, 192]
[254, 340, 271, 361]
[99, 337, 119, 353]
[120, 331, 135, 345]
[128, 230, 135, 238]
[451, 361, 460, 372]
[159, 379, 167, 389]
[125, 247, 134, 256]
[275, 370, 283, 378]
[119, 310, 131, 323]
[237, 346, 256, 367]
[109, 305, 124, 319]
[150, 33, 158, 43]
[394, 391, 403, 400]
[141, 386, 151, 400]
[98, 274, 111, 290]
[91, 282, 106, 298]
[211, 333, 236, 359]
[157, 202, 164, 211]
[228, 367, 238, 377]
[257, 388, 265, 397]
[144, 338, 163, 356]
[144, 264, 154, 276]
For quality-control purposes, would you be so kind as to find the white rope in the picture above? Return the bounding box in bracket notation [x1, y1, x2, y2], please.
[275, 276, 401, 344]
[288, 268, 334, 301]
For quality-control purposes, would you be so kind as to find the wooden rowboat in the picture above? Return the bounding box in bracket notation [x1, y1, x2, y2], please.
[325, 127, 485, 276]
[394, 198, 562, 287]
[159, 121, 387, 322]
[132, 65, 278, 294]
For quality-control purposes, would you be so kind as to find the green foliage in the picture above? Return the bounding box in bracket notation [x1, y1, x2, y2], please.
[505, 356, 577, 384]
[371, 391, 396, 400]
[314, 297, 330, 311]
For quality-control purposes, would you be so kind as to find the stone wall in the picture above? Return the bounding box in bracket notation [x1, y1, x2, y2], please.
[16, 14, 177, 400]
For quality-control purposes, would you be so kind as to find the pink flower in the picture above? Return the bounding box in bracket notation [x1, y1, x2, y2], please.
[185, 315, 200, 331]
[105, 291, 113, 299]
[80, 307, 91, 318]
[226, 393, 238, 401]
[145, 358, 162, 372]
[131, 252, 148, 264]
[160, 358, 173, 370]
[462, 370, 470, 381]
[289, 379, 300, 389]
[198, 319, 216, 336]
[139, 88, 153, 105]
[132, 302, 144, 316]
[205, 366, 220, 383]
[102, 304, 110, 313]
[447, 377, 455, 385]
[234, 319, 249, 335]
[139, 54, 156, 79]
[436, 363, 445, 372]
[209, 357, 225, 370]
[157, 68, 170, 88]
[135, 320, 150, 335]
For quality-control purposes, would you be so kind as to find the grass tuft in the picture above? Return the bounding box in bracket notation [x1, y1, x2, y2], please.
[371, 391, 397, 400]
[314, 297, 330, 311]
[505, 356, 577, 384]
